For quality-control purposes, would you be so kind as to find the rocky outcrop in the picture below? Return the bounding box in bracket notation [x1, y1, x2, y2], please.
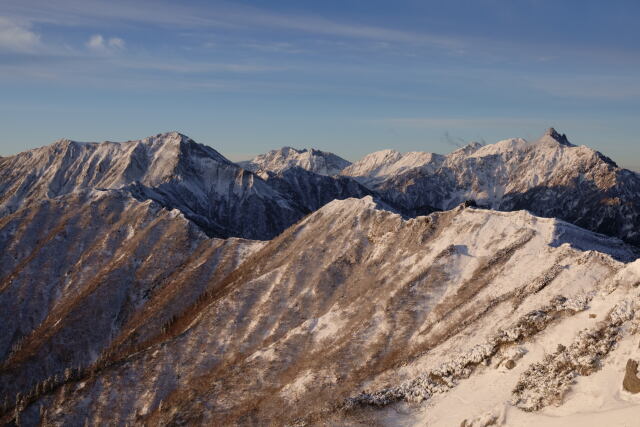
[623, 359, 640, 393]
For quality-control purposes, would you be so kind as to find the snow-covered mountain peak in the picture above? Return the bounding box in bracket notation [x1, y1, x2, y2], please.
[467, 138, 529, 158]
[137, 131, 185, 150]
[450, 141, 484, 156]
[341, 149, 443, 184]
[141, 130, 185, 142]
[315, 194, 383, 215]
[358, 149, 402, 164]
[280, 146, 305, 155]
[453, 129, 576, 160]
[124, 132, 230, 166]
[241, 146, 351, 176]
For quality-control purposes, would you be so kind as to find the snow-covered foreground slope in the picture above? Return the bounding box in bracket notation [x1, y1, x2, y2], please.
[0, 132, 302, 239]
[5, 197, 639, 426]
[342, 128, 640, 245]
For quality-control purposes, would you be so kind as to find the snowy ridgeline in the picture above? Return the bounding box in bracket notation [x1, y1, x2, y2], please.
[2, 194, 640, 426]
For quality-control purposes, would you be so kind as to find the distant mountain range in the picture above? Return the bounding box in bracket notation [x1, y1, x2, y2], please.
[4, 128, 638, 244]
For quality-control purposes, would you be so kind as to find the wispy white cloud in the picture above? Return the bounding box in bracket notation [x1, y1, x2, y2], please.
[108, 37, 124, 49]
[86, 34, 103, 49]
[0, 0, 214, 28]
[86, 34, 125, 52]
[223, 6, 461, 50]
[0, 16, 40, 52]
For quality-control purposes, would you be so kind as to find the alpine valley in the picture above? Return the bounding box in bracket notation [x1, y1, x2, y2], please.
[2, 129, 640, 426]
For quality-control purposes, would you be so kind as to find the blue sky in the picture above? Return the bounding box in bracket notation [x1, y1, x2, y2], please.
[1, 0, 639, 168]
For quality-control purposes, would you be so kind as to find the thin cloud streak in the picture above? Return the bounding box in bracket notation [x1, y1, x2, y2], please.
[117, 60, 286, 74]
[2, 0, 463, 50]
[526, 75, 640, 101]
[382, 117, 547, 128]
[3, 1, 639, 68]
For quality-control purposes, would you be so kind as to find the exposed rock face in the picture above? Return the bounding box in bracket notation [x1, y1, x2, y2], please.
[623, 359, 640, 393]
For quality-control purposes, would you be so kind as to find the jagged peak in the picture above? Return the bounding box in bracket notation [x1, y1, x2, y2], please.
[541, 127, 573, 146]
[536, 128, 619, 167]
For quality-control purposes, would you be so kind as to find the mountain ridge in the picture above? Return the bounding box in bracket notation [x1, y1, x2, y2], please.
[0, 132, 304, 240]
[4, 128, 640, 245]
